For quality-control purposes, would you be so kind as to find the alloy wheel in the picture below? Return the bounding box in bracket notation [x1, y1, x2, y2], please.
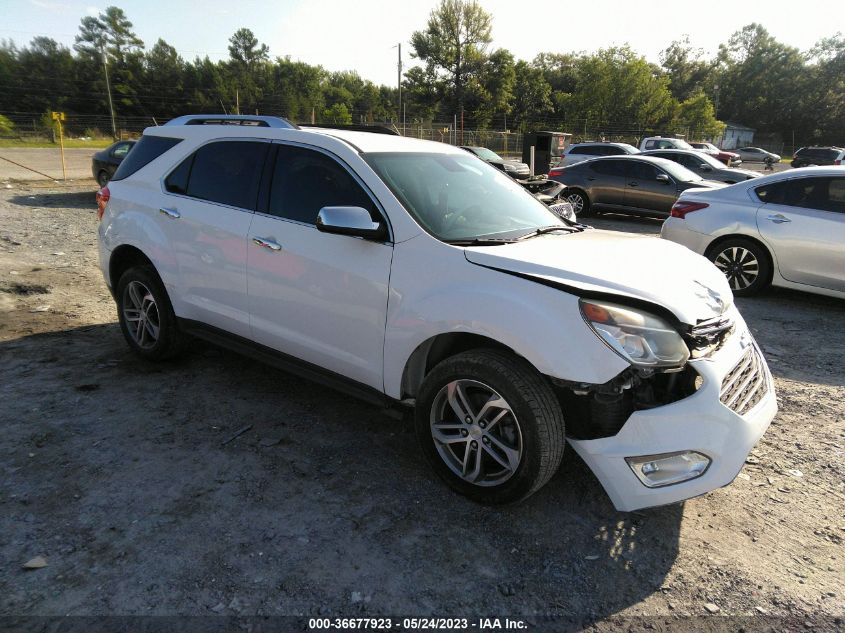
[429, 379, 523, 487]
[713, 246, 759, 291]
[122, 280, 160, 349]
[566, 192, 585, 214]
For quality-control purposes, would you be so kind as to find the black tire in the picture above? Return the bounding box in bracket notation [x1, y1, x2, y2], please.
[565, 188, 591, 217]
[97, 170, 110, 188]
[415, 349, 565, 505]
[116, 265, 185, 360]
[706, 238, 772, 297]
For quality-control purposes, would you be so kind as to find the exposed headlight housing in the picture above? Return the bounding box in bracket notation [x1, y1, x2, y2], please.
[580, 299, 690, 369]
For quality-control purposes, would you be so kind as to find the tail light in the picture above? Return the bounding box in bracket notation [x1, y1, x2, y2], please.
[96, 186, 110, 221]
[836, 159, 842, 166]
[548, 167, 565, 178]
[670, 201, 709, 219]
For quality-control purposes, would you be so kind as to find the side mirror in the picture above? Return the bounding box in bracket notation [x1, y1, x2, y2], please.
[316, 206, 386, 241]
[656, 173, 671, 183]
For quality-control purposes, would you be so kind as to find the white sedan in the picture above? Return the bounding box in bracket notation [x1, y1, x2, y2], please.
[661, 166, 845, 298]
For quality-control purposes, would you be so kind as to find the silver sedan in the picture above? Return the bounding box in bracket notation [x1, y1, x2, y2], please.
[660, 166, 845, 297]
[734, 147, 781, 163]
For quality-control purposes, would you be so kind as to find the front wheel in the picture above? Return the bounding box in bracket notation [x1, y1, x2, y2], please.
[415, 349, 565, 504]
[564, 189, 591, 216]
[706, 238, 772, 296]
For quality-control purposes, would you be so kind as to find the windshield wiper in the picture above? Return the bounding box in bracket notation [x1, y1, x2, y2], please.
[444, 237, 516, 246]
[515, 225, 581, 240]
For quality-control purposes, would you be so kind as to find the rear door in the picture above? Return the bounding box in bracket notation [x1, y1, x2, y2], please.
[624, 160, 677, 214]
[756, 176, 845, 292]
[246, 142, 393, 391]
[159, 139, 269, 338]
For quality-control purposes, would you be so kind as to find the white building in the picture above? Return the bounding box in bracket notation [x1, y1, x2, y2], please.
[719, 122, 755, 149]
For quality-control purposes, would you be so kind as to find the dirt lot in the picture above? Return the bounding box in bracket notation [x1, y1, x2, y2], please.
[1, 182, 843, 630]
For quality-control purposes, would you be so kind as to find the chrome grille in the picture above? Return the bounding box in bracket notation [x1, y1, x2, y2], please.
[720, 345, 768, 416]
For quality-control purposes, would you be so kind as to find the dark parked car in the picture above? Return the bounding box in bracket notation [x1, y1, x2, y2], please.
[548, 155, 725, 217]
[91, 140, 136, 186]
[459, 146, 530, 178]
[791, 146, 844, 168]
[641, 149, 760, 183]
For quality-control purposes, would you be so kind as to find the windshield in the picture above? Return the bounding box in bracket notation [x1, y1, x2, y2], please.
[364, 152, 565, 242]
[471, 147, 502, 161]
[657, 159, 704, 182]
[693, 152, 726, 169]
[672, 139, 694, 150]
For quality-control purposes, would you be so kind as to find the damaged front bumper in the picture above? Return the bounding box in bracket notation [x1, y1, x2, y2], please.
[568, 320, 776, 512]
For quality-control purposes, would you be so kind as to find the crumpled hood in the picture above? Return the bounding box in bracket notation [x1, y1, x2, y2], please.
[464, 229, 733, 325]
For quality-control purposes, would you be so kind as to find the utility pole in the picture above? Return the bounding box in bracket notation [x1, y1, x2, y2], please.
[394, 43, 402, 133]
[102, 47, 117, 141]
[235, 89, 240, 115]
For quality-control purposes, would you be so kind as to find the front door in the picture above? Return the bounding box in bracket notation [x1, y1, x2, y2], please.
[756, 176, 845, 292]
[624, 160, 677, 214]
[246, 143, 393, 391]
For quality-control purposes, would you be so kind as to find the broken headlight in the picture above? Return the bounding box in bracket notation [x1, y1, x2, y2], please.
[580, 299, 690, 369]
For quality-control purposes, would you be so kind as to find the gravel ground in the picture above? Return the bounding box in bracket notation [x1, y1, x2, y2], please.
[0, 182, 843, 630]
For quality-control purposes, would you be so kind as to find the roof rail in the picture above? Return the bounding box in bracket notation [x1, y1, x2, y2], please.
[300, 123, 400, 136]
[163, 115, 299, 129]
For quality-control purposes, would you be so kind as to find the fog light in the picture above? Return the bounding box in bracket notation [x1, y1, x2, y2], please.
[625, 451, 711, 488]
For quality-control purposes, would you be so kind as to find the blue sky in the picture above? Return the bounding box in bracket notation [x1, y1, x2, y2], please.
[5, 0, 842, 86]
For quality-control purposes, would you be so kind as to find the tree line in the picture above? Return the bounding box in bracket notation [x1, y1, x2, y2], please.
[0, 1, 843, 146]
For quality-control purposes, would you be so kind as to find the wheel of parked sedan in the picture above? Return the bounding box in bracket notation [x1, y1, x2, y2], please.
[706, 238, 772, 297]
[415, 349, 565, 504]
[564, 189, 591, 216]
[97, 170, 110, 188]
[116, 265, 185, 360]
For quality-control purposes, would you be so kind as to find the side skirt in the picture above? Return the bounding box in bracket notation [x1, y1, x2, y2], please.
[178, 318, 407, 417]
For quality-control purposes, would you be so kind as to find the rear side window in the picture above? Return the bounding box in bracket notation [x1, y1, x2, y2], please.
[757, 177, 845, 212]
[589, 159, 627, 176]
[167, 141, 268, 209]
[571, 145, 599, 156]
[602, 146, 626, 156]
[267, 145, 378, 224]
[111, 135, 182, 181]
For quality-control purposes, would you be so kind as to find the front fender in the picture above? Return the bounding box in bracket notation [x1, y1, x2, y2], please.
[383, 235, 628, 399]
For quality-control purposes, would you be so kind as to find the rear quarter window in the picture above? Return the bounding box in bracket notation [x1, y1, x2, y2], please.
[110, 135, 182, 181]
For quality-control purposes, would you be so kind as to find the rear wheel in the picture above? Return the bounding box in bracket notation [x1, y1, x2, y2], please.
[565, 189, 591, 216]
[706, 238, 772, 296]
[415, 349, 565, 504]
[116, 265, 185, 360]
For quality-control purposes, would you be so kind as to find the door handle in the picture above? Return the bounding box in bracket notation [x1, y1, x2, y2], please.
[159, 207, 180, 219]
[252, 237, 282, 251]
[767, 214, 791, 224]
[586, 176, 597, 181]
[628, 182, 638, 187]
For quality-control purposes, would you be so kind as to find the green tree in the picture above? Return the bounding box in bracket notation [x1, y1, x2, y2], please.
[510, 60, 552, 129]
[143, 39, 186, 118]
[660, 36, 716, 102]
[716, 24, 806, 132]
[0, 113, 14, 135]
[323, 103, 352, 124]
[410, 0, 493, 119]
[675, 90, 724, 140]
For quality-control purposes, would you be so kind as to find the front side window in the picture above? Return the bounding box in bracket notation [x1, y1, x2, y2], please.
[364, 152, 565, 242]
[268, 145, 378, 224]
[629, 162, 661, 181]
[166, 141, 268, 209]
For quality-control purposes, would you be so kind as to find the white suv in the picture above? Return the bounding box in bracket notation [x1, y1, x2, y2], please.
[640, 136, 695, 151]
[97, 115, 776, 510]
